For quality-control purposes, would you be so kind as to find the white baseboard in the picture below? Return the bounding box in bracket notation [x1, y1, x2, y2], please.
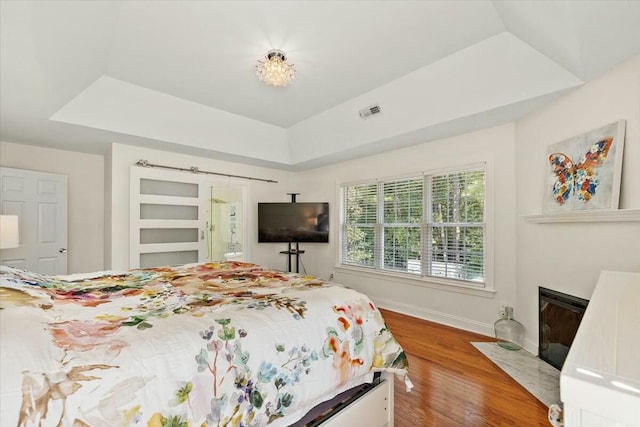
[523, 337, 538, 355]
[372, 296, 495, 339]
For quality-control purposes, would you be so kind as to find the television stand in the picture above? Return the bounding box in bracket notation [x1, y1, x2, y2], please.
[280, 242, 304, 273]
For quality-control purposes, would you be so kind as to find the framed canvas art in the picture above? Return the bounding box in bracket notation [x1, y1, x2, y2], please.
[544, 120, 625, 213]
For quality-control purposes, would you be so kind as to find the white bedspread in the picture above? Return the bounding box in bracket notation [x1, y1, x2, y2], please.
[0, 262, 410, 427]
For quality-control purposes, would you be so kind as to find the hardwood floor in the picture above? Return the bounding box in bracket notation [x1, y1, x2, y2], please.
[380, 309, 550, 427]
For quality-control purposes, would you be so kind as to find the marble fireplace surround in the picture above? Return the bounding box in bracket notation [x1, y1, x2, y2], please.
[472, 342, 560, 408]
[470, 287, 587, 409]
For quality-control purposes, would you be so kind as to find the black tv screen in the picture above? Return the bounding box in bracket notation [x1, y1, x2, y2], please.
[258, 202, 329, 243]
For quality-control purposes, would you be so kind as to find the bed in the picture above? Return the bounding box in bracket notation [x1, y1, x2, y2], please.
[0, 261, 411, 426]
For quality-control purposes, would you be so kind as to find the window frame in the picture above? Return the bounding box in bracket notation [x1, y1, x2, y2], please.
[338, 162, 494, 294]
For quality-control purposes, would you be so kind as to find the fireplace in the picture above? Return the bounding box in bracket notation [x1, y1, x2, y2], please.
[539, 287, 589, 370]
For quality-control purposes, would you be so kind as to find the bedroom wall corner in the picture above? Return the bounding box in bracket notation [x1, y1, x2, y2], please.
[514, 54, 640, 354]
[0, 141, 105, 273]
[295, 123, 518, 338]
[104, 145, 113, 269]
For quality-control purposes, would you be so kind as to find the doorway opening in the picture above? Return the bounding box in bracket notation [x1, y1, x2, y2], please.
[205, 182, 247, 262]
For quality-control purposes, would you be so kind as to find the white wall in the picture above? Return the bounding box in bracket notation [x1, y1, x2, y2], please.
[514, 55, 640, 352]
[296, 124, 518, 337]
[0, 141, 105, 273]
[107, 143, 296, 270]
[104, 147, 113, 269]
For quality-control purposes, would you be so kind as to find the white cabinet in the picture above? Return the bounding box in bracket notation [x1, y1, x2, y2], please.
[560, 271, 640, 427]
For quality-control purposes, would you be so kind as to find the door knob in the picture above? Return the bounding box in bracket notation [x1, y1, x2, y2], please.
[59, 248, 67, 253]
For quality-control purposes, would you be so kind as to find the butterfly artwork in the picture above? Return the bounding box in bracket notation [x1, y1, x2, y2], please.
[548, 137, 613, 206]
[543, 120, 625, 213]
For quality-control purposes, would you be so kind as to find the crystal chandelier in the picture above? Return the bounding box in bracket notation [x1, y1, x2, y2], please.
[256, 49, 295, 87]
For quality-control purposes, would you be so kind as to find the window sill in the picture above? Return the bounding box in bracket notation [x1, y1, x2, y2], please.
[523, 209, 640, 223]
[333, 265, 496, 298]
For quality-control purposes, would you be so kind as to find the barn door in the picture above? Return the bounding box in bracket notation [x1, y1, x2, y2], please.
[130, 167, 206, 268]
[0, 167, 68, 274]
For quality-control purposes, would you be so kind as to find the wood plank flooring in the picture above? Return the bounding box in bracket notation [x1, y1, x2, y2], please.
[380, 309, 550, 427]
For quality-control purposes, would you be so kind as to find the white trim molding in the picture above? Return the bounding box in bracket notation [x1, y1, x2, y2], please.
[373, 297, 495, 339]
[524, 208, 640, 223]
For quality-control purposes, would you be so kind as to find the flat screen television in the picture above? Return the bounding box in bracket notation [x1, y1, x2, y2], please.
[258, 202, 329, 243]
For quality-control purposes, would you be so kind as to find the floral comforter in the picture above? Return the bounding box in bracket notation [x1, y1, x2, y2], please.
[0, 262, 410, 427]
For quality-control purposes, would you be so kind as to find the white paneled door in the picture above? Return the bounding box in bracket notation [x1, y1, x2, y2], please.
[0, 167, 68, 274]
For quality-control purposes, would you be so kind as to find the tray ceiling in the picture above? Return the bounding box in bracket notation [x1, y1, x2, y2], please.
[1, 1, 639, 169]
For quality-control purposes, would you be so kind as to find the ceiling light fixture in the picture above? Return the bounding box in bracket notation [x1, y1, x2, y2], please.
[256, 49, 295, 87]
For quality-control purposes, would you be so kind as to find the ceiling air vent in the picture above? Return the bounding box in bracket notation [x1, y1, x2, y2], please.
[359, 104, 382, 119]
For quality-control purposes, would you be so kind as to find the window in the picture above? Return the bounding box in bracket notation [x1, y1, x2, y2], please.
[342, 183, 377, 267]
[382, 178, 423, 273]
[428, 169, 485, 283]
[340, 166, 486, 286]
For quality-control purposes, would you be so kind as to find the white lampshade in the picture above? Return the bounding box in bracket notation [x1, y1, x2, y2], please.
[0, 215, 20, 249]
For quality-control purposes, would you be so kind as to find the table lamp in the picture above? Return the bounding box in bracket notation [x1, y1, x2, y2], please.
[0, 215, 19, 249]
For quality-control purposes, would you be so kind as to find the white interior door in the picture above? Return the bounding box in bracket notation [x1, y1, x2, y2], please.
[0, 167, 68, 274]
[130, 167, 207, 268]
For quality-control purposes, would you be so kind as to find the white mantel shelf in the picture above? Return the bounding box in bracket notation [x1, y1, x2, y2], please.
[524, 209, 640, 223]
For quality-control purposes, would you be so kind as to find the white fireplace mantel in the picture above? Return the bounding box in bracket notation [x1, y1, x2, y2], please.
[560, 270, 640, 426]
